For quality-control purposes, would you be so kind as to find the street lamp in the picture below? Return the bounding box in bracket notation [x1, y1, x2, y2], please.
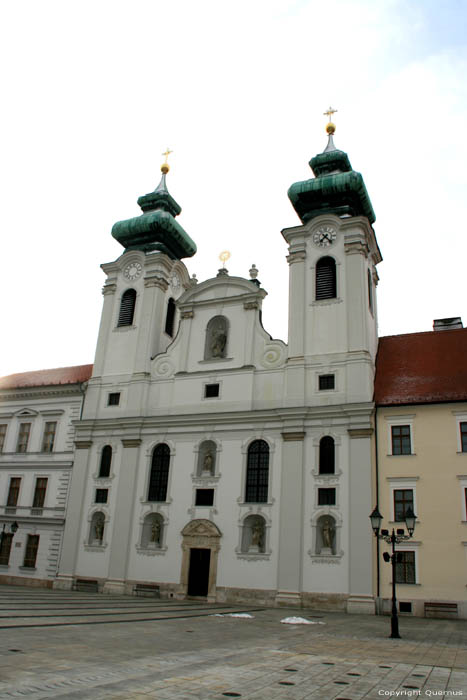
[0, 521, 19, 549]
[369, 505, 416, 639]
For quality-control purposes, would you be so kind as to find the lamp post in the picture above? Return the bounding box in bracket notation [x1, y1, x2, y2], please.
[0, 521, 19, 550]
[369, 505, 416, 639]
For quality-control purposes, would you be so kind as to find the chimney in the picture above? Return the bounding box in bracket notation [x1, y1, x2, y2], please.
[433, 317, 463, 331]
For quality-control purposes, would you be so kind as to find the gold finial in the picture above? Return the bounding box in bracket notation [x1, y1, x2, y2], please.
[161, 147, 173, 174]
[219, 250, 231, 268]
[323, 106, 337, 134]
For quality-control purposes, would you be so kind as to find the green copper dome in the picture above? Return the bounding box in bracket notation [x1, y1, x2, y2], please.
[288, 135, 376, 225]
[112, 173, 196, 259]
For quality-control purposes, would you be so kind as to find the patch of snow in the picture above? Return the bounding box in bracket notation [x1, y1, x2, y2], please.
[280, 616, 325, 625]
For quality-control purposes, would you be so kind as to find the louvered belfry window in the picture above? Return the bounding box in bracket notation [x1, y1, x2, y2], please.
[319, 436, 335, 474]
[148, 443, 170, 502]
[165, 298, 176, 337]
[117, 289, 137, 327]
[99, 445, 112, 478]
[245, 439, 269, 503]
[315, 257, 336, 300]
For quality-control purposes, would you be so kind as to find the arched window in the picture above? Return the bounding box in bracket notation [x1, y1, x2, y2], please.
[99, 445, 112, 478]
[319, 435, 335, 474]
[165, 297, 176, 337]
[117, 289, 136, 327]
[148, 443, 170, 502]
[245, 439, 269, 503]
[319, 436, 335, 474]
[204, 316, 229, 360]
[315, 257, 336, 300]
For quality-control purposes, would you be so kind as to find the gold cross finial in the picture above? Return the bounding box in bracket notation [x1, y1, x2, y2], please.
[161, 147, 173, 174]
[323, 106, 337, 121]
[323, 106, 337, 135]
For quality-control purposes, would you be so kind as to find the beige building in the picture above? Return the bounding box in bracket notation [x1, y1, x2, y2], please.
[374, 319, 467, 619]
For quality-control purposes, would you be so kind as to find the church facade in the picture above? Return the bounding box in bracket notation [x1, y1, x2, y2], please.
[50, 126, 381, 613]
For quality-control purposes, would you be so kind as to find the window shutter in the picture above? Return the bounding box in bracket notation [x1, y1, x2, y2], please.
[316, 257, 336, 300]
[117, 289, 136, 327]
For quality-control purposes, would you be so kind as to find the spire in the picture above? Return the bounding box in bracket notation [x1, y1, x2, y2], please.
[111, 149, 197, 259]
[287, 108, 376, 225]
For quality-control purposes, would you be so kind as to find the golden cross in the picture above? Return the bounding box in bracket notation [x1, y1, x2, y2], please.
[162, 147, 173, 165]
[323, 106, 337, 122]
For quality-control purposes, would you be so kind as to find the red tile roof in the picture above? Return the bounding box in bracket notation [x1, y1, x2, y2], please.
[0, 364, 93, 390]
[375, 328, 467, 405]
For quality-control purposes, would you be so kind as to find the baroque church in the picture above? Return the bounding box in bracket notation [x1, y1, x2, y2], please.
[53, 119, 380, 614]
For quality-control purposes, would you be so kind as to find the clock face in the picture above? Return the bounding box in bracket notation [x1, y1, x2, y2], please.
[313, 226, 337, 248]
[123, 262, 142, 281]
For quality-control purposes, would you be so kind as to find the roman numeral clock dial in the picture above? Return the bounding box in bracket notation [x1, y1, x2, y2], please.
[313, 226, 337, 248]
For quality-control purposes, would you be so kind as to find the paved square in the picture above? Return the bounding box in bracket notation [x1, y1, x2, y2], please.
[0, 586, 466, 699]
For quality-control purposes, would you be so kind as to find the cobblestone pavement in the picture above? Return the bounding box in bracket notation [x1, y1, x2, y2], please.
[0, 586, 466, 699]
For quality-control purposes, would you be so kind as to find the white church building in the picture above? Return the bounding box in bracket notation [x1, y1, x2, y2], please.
[49, 122, 381, 614]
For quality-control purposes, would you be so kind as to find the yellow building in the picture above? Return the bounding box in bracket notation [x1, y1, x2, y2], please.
[374, 318, 467, 619]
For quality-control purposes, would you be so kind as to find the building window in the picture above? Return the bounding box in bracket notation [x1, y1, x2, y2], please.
[461, 422, 467, 453]
[32, 478, 48, 508]
[99, 445, 112, 478]
[204, 383, 220, 398]
[391, 425, 411, 455]
[7, 478, 21, 507]
[148, 443, 170, 502]
[245, 439, 269, 503]
[195, 489, 214, 506]
[165, 297, 176, 337]
[318, 488, 336, 506]
[319, 374, 335, 391]
[117, 289, 136, 327]
[315, 257, 336, 300]
[0, 533, 13, 566]
[23, 535, 39, 568]
[41, 422, 57, 453]
[108, 393, 120, 406]
[368, 268, 374, 313]
[0, 424, 7, 452]
[395, 551, 416, 584]
[95, 489, 108, 504]
[319, 436, 335, 474]
[16, 423, 31, 453]
[394, 489, 414, 521]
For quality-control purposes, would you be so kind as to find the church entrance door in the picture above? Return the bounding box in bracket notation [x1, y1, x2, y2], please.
[187, 548, 211, 596]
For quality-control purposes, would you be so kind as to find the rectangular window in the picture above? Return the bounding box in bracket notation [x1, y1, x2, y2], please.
[204, 384, 220, 398]
[318, 488, 336, 506]
[0, 424, 7, 452]
[461, 422, 467, 453]
[319, 374, 335, 391]
[195, 489, 214, 506]
[0, 533, 13, 566]
[32, 478, 48, 508]
[108, 393, 120, 406]
[16, 423, 31, 453]
[41, 422, 57, 452]
[399, 601, 412, 613]
[391, 425, 411, 455]
[395, 551, 416, 584]
[394, 489, 414, 521]
[7, 478, 21, 507]
[23, 535, 39, 568]
[95, 489, 108, 504]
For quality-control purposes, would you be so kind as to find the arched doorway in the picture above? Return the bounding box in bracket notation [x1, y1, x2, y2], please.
[180, 519, 222, 601]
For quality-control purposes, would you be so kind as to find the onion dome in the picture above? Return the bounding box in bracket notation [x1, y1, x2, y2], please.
[288, 121, 376, 225]
[111, 155, 196, 260]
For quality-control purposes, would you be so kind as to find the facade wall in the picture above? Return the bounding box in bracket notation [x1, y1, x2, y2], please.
[376, 402, 467, 618]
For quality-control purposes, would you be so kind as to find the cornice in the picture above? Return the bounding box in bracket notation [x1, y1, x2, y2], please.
[0, 386, 84, 401]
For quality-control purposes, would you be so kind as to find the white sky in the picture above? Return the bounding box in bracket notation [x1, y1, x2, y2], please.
[1, 0, 466, 377]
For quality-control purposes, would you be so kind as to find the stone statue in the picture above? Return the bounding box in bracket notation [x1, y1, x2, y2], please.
[211, 329, 227, 358]
[203, 452, 214, 474]
[250, 520, 264, 550]
[150, 519, 161, 544]
[321, 518, 334, 550]
[94, 516, 104, 542]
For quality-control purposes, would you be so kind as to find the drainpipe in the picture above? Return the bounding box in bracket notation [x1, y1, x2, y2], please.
[374, 405, 380, 599]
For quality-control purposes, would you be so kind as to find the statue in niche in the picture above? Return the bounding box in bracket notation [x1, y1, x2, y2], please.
[202, 451, 214, 475]
[150, 519, 161, 545]
[94, 515, 104, 542]
[321, 517, 335, 552]
[249, 520, 264, 552]
[205, 316, 228, 360]
[211, 329, 227, 358]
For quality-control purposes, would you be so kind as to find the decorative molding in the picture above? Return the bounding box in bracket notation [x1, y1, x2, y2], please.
[181, 310, 194, 319]
[243, 301, 259, 310]
[236, 552, 271, 561]
[144, 275, 168, 291]
[348, 428, 373, 438]
[102, 283, 117, 296]
[83, 543, 108, 552]
[344, 240, 369, 257]
[122, 439, 142, 448]
[309, 552, 344, 564]
[75, 440, 93, 450]
[281, 432, 306, 441]
[135, 544, 168, 556]
[286, 251, 307, 264]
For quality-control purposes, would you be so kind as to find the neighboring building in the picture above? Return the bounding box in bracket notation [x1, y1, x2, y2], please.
[0, 365, 91, 587]
[53, 125, 381, 613]
[374, 320, 467, 618]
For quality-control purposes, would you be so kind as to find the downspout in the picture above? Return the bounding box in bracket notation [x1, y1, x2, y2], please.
[374, 404, 380, 598]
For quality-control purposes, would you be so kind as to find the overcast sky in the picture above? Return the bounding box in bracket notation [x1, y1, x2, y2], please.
[1, 0, 466, 377]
